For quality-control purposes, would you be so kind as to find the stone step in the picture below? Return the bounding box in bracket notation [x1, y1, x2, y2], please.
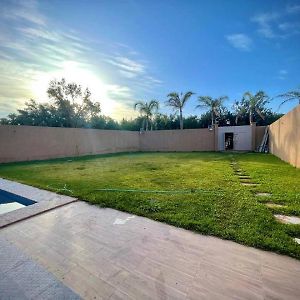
[274, 214, 300, 225]
[241, 182, 258, 186]
[265, 203, 286, 209]
[256, 192, 272, 197]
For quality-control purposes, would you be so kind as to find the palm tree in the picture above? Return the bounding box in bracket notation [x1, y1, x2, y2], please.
[196, 96, 228, 126]
[134, 100, 159, 131]
[242, 91, 268, 124]
[278, 88, 300, 108]
[232, 100, 247, 125]
[165, 92, 194, 129]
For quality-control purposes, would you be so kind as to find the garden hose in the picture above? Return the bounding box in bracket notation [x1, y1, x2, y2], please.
[94, 188, 223, 195]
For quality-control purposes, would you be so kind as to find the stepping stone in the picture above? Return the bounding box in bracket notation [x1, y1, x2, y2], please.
[256, 192, 271, 197]
[241, 182, 257, 186]
[240, 180, 253, 184]
[295, 238, 300, 245]
[265, 203, 286, 209]
[274, 214, 300, 225]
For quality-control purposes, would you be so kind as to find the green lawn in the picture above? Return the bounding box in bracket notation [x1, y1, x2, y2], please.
[0, 152, 300, 259]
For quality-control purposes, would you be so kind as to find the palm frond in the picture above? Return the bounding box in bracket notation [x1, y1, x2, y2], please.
[255, 107, 265, 120]
[134, 101, 145, 110]
[195, 104, 208, 109]
[182, 91, 194, 105]
[197, 96, 213, 107]
[167, 92, 179, 98]
[148, 100, 159, 111]
[243, 91, 252, 99]
[166, 92, 181, 109]
[217, 96, 228, 104]
[278, 89, 300, 108]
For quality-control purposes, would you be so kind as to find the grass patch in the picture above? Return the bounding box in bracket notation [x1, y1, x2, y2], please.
[0, 152, 299, 259]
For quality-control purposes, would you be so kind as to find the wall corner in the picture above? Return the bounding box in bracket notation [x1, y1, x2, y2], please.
[250, 122, 256, 151]
[214, 124, 218, 151]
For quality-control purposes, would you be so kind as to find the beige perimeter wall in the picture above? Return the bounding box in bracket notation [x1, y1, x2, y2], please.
[269, 105, 300, 168]
[140, 128, 216, 152]
[0, 126, 140, 163]
[0, 126, 217, 163]
[255, 126, 266, 150]
[1, 120, 294, 164]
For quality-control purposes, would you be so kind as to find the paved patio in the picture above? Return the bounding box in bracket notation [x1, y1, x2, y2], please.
[0, 178, 77, 228]
[1, 200, 300, 299]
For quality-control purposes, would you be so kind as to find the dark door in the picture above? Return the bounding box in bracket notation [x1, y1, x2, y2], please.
[225, 132, 234, 150]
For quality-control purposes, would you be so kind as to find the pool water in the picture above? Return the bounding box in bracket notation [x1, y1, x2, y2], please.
[0, 189, 36, 215]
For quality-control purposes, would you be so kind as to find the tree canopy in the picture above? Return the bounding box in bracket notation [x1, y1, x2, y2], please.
[165, 91, 194, 129]
[134, 100, 159, 131]
[0, 78, 287, 130]
[196, 95, 228, 126]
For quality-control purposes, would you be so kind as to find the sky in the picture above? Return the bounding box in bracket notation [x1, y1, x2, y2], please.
[0, 0, 300, 120]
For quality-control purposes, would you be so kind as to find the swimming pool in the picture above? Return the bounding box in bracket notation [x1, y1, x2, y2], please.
[0, 189, 36, 215]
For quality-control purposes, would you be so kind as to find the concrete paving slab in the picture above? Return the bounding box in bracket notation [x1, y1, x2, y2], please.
[1, 200, 300, 299]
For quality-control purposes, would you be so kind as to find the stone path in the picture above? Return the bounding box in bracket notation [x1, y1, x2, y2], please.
[230, 158, 258, 187]
[229, 159, 300, 244]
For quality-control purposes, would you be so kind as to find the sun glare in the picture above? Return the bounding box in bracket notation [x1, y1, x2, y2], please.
[31, 60, 118, 117]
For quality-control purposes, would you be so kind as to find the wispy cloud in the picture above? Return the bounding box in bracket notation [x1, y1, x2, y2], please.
[107, 84, 132, 100]
[251, 12, 279, 38]
[0, 0, 161, 120]
[1, 0, 46, 25]
[286, 4, 300, 14]
[226, 34, 253, 51]
[251, 5, 300, 39]
[277, 69, 288, 80]
[145, 76, 163, 85]
[119, 70, 138, 79]
[102, 52, 162, 89]
[105, 56, 145, 77]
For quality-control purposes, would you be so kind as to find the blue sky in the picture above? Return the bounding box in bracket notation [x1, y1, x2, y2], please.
[0, 0, 300, 120]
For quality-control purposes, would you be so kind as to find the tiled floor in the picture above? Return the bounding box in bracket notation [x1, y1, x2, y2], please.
[0, 237, 80, 299]
[1, 201, 300, 299]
